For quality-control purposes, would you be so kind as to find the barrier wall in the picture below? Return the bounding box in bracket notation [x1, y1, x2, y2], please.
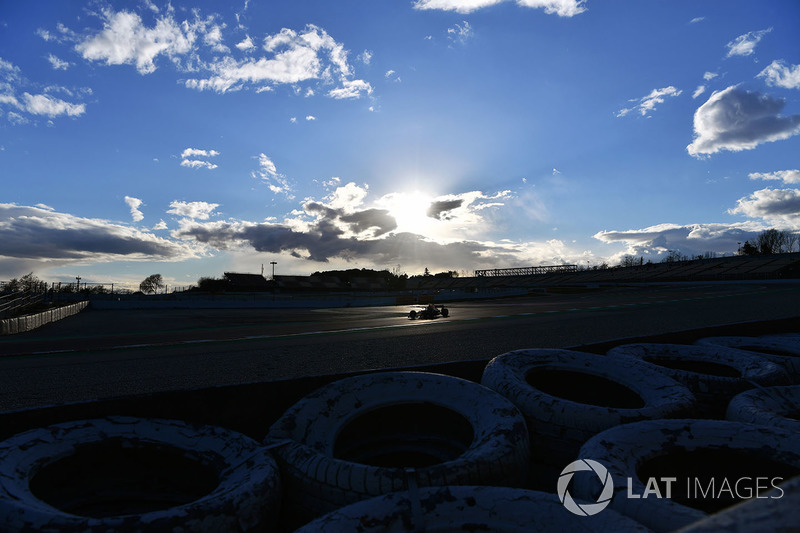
[0, 301, 88, 336]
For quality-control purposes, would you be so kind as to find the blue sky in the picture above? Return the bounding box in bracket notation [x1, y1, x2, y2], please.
[1, 0, 799, 289]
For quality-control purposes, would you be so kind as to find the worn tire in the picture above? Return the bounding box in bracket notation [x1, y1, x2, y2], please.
[295, 485, 652, 532]
[695, 336, 800, 384]
[575, 419, 800, 533]
[480, 349, 695, 466]
[607, 343, 790, 417]
[761, 333, 800, 347]
[727, 385, 800, 433]
[0, 416, 280, 532]
[266, 371, 530, 527]
[675, 474, 800, 533]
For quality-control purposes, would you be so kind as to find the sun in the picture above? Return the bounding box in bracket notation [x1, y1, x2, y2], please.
[381, 191, 435, 236]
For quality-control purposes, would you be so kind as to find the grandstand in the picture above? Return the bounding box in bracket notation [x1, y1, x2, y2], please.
[406, 253, 800, 291]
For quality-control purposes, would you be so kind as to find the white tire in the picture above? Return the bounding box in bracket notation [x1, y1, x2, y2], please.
[480, 349, 695, 466]
[266, 371, 530, 528]
[575, 419, 800, 533]
[0, 416, 281, 532]
[696, 336, 800, 384]
[727, 385, 800, 433]
[295, 485, 652, 532]
[607, 343, 790, 417]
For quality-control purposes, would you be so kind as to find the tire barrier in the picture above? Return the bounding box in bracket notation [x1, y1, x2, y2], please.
[606, 343, 790, 418]
[265, 371, 530, 528]
[675, 474, 800, 533]
[294, 485, 652, 532]
[695, 336, 800, 384]
[761, 333, 800, 347]
[574, 419, 800, 533]
[480, 349, 695, 467]
[0, 416, 281, 532]
[727, 385, 800, 433]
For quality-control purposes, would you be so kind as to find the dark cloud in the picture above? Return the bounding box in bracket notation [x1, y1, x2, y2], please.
[0, 204, 196, 261]
[339, 208, 397, 236]
[427, 199, 463, 220]
[687, 85, 800, 157]
[176, 219, 516, 268]
[303, 201, 396, 237]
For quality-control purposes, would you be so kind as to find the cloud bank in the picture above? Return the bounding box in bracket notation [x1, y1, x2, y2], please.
[0, 204, 198, 267]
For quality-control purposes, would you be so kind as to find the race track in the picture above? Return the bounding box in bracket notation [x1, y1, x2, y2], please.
[1, 282, 798, 412]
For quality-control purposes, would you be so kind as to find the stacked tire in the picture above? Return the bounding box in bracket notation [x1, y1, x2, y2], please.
[0, 417, 281, 532]
[727, 385, 800, 433]
[295, 485, 652, 532]
[607, 343, 790, 417]
[265, 371, 530, 528]
[696, 336, 800, 383]
[574, 419, 800, 533]
[480, 349, 696, 466]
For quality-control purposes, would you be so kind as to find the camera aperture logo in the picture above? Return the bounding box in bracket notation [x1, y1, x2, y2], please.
[558, 458, 787, 517]
[557, 459, 614, 516]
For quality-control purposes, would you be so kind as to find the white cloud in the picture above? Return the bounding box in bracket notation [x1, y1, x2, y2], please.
[617, 86, 682, 117]
[180, 148, 219, 169]
[413, 0, 586, 16]
[358, 50, 373, 64]
[758, 60, 800, 90]
[252, 153, 294, 198]
[180, 159, 218, 170]
[689, 17, 705, 24]
[749, 170, 800, 184]
[124, 196, 144, 222]
[185, 24, 371, 99]
[328, 78, 373, 99]
[692, 85, 706, 99]
[181, 148, 219, 159]
[725, 28, 771, 58]
[447, 21, 474, 45]
[687, 85, 800, 157]
[729, 188, 800, 228]
[236, 35, 255, 51]
[152, 219, 168, 230]
[703, 72, 718, 81]
[47, 54, 71, 70]
[20, 93, 85, 117]
[167, 201, 220, 220]
[203, 23, 229, 53]
[1, 59, 87, 122]
[594, 222, 766, 259]
[305, 115, 316, 121]
[76, 9, 195, 74]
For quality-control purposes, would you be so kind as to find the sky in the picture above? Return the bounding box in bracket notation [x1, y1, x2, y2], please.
[1, 0, 799, 290]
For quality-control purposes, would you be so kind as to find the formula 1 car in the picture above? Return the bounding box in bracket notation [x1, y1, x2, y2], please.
[408, 304, 449, 319]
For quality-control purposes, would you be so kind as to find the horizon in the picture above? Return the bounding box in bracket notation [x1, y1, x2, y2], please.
[2, 0, 799, 290]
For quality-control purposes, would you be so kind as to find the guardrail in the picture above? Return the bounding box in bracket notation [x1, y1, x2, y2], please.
[0, 301, 88, 336]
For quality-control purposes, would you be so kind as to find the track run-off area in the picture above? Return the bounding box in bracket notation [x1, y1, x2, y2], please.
[0, 282, 798, 412]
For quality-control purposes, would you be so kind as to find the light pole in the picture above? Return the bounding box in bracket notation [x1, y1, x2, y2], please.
[270, 261, 277, 280]
[75, 276, 81, 292]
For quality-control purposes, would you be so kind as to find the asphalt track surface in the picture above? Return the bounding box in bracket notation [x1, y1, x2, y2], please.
[1, 282, 798, 412]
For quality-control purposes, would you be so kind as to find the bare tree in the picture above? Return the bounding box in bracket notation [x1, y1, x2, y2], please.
[139, 274, 164, 294]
